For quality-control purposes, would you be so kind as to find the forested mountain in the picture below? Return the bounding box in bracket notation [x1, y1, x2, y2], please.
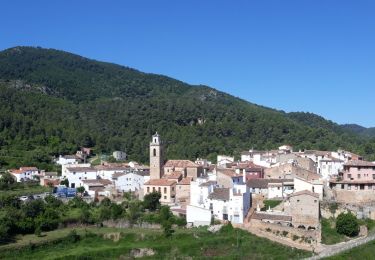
[341, 124, 375, 138]
[0, 46, 374, 169]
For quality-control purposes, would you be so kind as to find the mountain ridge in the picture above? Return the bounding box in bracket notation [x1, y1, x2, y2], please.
[0, 46, 374, 169]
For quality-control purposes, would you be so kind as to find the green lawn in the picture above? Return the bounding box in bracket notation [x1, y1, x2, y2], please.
[0, 226, 311, 259]
[262, 200, 282, 211]
[321, 218, 347, 245]
[326, 239, 375, 259]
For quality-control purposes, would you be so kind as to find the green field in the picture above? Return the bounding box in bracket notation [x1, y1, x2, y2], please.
[321, 218, 347, 245]
[326, 239, 375, 259]
[0, 184, 50, 197]
[0, 226, 311, 259]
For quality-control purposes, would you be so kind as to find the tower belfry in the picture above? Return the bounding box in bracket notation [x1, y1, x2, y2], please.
[150, 132, 164, 179]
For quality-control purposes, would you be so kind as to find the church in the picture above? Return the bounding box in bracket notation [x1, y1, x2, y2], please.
[143, 133, 203, 204]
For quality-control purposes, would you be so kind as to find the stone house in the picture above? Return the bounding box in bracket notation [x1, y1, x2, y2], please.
[288, 190, 320, 230]
[143, 179, 177, 204]
[164, 160, 203, 180]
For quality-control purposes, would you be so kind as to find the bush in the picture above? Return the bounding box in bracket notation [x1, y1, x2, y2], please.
[336, 212, 359, 237]
[65, 229, 80, 243]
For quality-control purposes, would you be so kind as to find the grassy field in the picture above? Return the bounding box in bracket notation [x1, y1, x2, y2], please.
[326, 239, 375, 259]
[321, 218, 347, 245]
[0, 226, 311, 259]
[0, 184, 50, 197]
[262, 200, 282, 211]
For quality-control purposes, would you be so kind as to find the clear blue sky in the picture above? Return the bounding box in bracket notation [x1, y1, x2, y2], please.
[1, 1, 374, 127]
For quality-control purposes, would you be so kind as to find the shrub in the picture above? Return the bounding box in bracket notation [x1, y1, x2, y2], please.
[65, 229, 80, 243]
[336, 212, 359, 237]
[292, 235, 300, 241]
[282, 231, 288, 237]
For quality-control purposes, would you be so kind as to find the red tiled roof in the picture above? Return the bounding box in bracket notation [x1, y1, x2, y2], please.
[20, 167, 38, 171]
[344, 160, 375, 167]
[66, 167, 97, 172]
[82, 179, 112, 185]
[144, 179, 177, 186]
[164, 160, 199, 168]
[178, 177, 192, 185]
[217, 169, 238, 178]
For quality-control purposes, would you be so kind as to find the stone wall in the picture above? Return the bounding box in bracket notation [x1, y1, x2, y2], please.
[103, 219, 161, 229]
[248, 219, 321, 251]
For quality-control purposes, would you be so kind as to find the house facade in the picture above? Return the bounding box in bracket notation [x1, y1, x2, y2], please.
[329, 160, 375, 204]
[143, 179, 177, 204]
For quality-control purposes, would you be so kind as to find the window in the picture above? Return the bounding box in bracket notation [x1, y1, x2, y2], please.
[172, 187, 175, 191]
[153, 148, 156, 156]
[152, 187, 156, 192]
[297, 200, 300, 202]
[358, 174, 361, 179]
[314, 200, 317, 203]
[348, 174, 351, 179]
[164, 196, 167, 199]
[158, 187, 161, 193]
[341, 184, 344, 189]
[164, 187, 167, 194]
[348, 184, 351, 190]
[147, 187, 150, 192]
[372, 174, 375, 180]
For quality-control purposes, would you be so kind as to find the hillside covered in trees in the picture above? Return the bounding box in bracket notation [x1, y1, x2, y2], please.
[0, 46, 374, 169]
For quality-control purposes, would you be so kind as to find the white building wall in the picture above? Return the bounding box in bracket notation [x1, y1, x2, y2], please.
[294, 177, 323, 200]
[186, 205, 211, 226]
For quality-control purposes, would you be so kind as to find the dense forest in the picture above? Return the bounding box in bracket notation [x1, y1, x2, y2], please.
[0, 46, 374, 169]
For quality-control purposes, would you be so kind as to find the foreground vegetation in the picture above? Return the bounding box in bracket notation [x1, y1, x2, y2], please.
[326, 239, 375, 260]
[0, 191, 184, 244]
[0, 225, 311, 259]
[1, 46, 375, 169]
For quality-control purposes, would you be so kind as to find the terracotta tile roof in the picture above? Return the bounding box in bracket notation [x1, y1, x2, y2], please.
[252, 212, 292, 221]
[165, 171, 183, 179]
[199, 180, 217, 187]
[144, 179, 177, 186]
[44, 172, 58, 176]
[20, 167, 38, 171]
[178, 177, 192, 185]
[247, 179, 293, 189]
[235, 162, 264, 170]
[209, 188, 230, 201]
[344, 160, 375, 167]
[9, 169, 24, 174]
[289, 190, 319, 199]
[217, 168, 238, 178]
[164, 160, 199, 168]
[82, 179, 112, 186]
[66, 167, 97, 172]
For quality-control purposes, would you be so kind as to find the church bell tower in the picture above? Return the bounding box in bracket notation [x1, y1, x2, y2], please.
[150, 132, 164, 179]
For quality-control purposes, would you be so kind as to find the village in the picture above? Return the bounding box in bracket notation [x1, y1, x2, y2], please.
[7, 132, 375, 253]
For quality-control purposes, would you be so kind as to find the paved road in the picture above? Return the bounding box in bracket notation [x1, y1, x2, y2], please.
[305, 233, 375, 259]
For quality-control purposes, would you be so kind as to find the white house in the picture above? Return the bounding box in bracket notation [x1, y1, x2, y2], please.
[294, 176, 323, 200]
[112, 151, 127, 161]
[217, 155, 234, 167]
[318, 158, 344, 180]
[187, 178, 251, 226]
[64, 165, 97, 188]
[267, 180, 294, 199]
[112, 171, 150, 192]
[9, 167, 39, 182]
[95, 164, 131, 180]
[56, 155, 81, 166]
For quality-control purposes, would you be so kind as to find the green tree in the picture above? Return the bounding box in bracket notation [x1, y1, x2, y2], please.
[143, 192, 161, 211]
[77, 186, 85, 196]
[60, 179, 69, 187]
[336, 212, 359, 237]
